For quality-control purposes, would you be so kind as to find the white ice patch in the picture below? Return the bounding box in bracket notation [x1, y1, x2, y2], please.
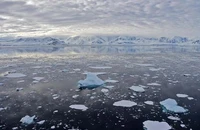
[176, 94, 188, 98]
[0, 107, 7, 111]
[129, 85, 145, 92]
[89, 66, 112, 69]
[83, 72, 107, 75]
[101, 88, 109, 93]
[143, 120, 171, 130]
[52, 94, 59, 100]
[144, 101, 154, 105]
[105, 79, 119, 83]
[37, 120, 45, 125]
[78, 73, 104, 88]
[6, 73, 26, 78]
[134, 63, 154, 67]
[33, 77, 44, 81]
[104, 85, 114, 89]
[149, 68, 165, 71]
[188, 97, 194, 100]
[69, 105, 88, 111]
[72, 95, 79, 99]
[113, 100, 137, 107]
[20, 115, 35, 125]
[167, 116, 180, 121]
[160, 98, 188, 113]
[147, 83, 161, 86]
[17, 80, 24, 83]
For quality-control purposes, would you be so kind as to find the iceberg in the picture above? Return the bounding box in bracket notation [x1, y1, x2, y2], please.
[143, 120, 171, 130]
[20, 115, 35, 125]
[160, 98, 188, 113]
[78, 73, 105, 89]
[129, 85, 145, 92]
[69, 104, 88, 111]
[113, 100, 137, 107]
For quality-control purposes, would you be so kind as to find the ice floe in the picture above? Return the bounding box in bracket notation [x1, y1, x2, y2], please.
[5, 73, 26, 78]
[188, 97, 194, 100]
[149, 68, 165, 71]
[72, 95, 79, 99]
[104, 85, 114, 89]
[129, 85, 145, 92]
[147, 83, 161, 86]
[143, 120, 171, 130]
[105, 79, 119, 83]
[0, 107, 7, 111]
[113, 100, 137, 107]
[160, 98, 188, 113]
[144, 101, 154, 105]
[89, 66, 112, 69]
[167, 116, 180, 121]
[20, 115, 35, 125]
[69, 105, 88, 111]
[33, 77, 44, 81]
[101, 88, 109, 93]
[37, 120, 45, 125]
[176, 94, 188, 98]
[78, 73, 104, 89]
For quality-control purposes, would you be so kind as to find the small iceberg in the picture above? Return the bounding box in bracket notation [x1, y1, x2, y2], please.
[176, 94, 188, 98]
[69, 104, 88, 111]
[143, 120, 171, 130]
[129, 85, 145, 92]
[20, 115, 35, 125]
[78, 73, 105, 89]
[160, 98, 188, 113]
[113, 100, 137, 107]
[5, 73, 26, 78]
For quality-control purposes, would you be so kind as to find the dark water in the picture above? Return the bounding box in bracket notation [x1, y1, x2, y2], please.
[0, 45, 200, 130]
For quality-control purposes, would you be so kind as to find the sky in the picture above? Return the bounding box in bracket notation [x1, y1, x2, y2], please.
[0, 0, 200, 37]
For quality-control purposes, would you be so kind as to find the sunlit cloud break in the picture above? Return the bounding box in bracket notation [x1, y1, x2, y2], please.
[0, 0, 200, 37]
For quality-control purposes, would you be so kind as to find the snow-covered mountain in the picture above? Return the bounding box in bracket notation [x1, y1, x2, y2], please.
[0, 36, 200, 45]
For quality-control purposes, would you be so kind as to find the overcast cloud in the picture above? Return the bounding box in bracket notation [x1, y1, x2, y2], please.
[0, 0, 200, 37]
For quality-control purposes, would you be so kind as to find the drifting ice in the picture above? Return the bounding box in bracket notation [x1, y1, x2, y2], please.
[78, 73, 104, 89]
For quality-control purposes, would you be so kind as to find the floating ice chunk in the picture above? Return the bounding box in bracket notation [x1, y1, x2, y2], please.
[51, 125, 56, 129]
[188, 97, 194, 100]
[113, 100, 137, 107]
[176, 94, 188, 98]
[0, 107, 7, 111]
[143, 120, 171, 130]
[73, 69, 81, 71]
[17, 80, 24, 83]
[89, 66, 112, 69]
[134, 63, 154, 67]
[105, 79, 119, 83]
[149, 68, 165, 71]
[12, 127, 18, 130]
[167, 116, 180, 121]
[33, 77, 44, 81]
[160, 98, 188, 113]
[83, 72, 107, 75]
[147, 83, 161, 86]
[52, 94, 59, 99]
[20, 115, 35, 125]
[129, 85, 145, 92]
[180, 124, 186, 128]
[69, 104, 88, 111]
[6, 73, 26, 78]
[72, 95, 79, 99]
[101, 88, 109, 93]
[104, 85, 114, 89]
[37, 120, 45, 125]
[0, 83, 3, 86]
[78, 73, 104, 89]
[144, 101, 154, 105]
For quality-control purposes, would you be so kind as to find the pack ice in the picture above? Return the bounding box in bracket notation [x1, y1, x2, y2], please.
[20, 115, 35, 125]
[78, 73, 104, 89]
[160, 98, 188, 113]
[143, 120, 171, 130]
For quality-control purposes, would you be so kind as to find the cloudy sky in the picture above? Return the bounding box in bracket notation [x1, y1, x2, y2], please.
[0, 0, 200, 37]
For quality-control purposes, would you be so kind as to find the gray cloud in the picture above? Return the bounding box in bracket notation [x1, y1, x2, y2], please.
[0, 0, 200, 37]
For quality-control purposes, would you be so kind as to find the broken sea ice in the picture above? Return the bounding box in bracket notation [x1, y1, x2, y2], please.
[160, 98, 188, 113]
[20, 115, 35, 125]
[78, 73, 105, 89]
[143, 120, 171, 130]
[113, 100, 137, 107]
